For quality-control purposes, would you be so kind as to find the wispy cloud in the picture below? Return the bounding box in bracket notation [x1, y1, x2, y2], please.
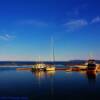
[64, 16, 100, 32]
[91, 16, 100, 24]
[0, 34, 15, 41]
[19, 20, 48, 27]
[64, 19, 88, 31]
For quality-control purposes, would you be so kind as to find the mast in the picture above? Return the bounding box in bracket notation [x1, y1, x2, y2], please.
[51, 37, 55, 64]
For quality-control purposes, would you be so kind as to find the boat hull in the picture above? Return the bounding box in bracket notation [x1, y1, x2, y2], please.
[45, 67, 55, 71]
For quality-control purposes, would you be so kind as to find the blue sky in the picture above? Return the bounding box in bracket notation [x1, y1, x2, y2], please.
[0, 0, 100, 61]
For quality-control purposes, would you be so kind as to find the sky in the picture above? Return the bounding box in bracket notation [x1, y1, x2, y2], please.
[0, 0, 100, 61]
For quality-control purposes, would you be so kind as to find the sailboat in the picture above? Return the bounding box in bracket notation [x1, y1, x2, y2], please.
[45, 37, 55, 71]
[32, 56, 47, 71]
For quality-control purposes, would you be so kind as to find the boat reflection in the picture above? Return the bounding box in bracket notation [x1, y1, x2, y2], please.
[32, 71, 46, 88]
[86, 71, 97, 85]
[33, 71, 45, 79]
[32, 70, 55, 97]
[32, 70, 56, 79]
[46, 71, 56, 77]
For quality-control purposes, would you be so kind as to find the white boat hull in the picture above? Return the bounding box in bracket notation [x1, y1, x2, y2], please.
[46, 67, 55, 71]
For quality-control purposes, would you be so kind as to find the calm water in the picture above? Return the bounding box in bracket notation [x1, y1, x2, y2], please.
[0, 66, 100, 100]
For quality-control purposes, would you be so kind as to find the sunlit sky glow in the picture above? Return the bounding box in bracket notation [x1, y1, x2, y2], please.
[0, 0, 100, 61]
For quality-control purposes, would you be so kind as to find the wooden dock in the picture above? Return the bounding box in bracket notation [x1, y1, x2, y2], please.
[16, 68, 67, 71]
[16, 66, 100, 72]
[16, 68, 32, 71]
[16, 67, 79, 71]
[56, 68, 67, 70]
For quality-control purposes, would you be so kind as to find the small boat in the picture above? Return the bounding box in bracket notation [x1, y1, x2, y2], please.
[32, 63, 46, 71]
[45, 65, 55, 71]
[76, 65, 87, 70]
[65, 67, 72, 72]
[73, 59, 97, 71]
[87, 59, 97, 72]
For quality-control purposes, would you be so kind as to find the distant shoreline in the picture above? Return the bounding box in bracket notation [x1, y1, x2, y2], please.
[0, 60, 99, 66]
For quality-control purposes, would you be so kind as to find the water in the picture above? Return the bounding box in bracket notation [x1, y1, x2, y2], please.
[0, 66, 100, 100]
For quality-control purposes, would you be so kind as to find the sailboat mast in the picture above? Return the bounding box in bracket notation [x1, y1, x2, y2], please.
[51, 37, 55, 64]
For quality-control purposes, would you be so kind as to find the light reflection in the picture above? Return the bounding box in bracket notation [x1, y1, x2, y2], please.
[79, 71, 86, 75]
[46, 71, 55, 98]
[32, 71, 56, 79]
[46, 71, 56, 77]
[33, 71, 45, 79]
[32, 71, 55, 97]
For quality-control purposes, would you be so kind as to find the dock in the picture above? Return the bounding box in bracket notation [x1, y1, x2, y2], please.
[16, 67, 83, 71]
[16, 68, 67, 71]
[16, 67, 100, 72]
[16, 68, 32, 71]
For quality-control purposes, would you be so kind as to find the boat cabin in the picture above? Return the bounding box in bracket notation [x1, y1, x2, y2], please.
[87, 59, 96, 71]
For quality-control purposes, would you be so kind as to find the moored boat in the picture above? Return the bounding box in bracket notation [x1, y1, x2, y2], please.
[45, 65, 55, 71]
[65, 67, 72, 72]
[32, 63, 46, 71]
[86, 59, 97, 72]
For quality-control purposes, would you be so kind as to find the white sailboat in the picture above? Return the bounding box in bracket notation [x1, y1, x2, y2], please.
[32, 56, 46, 71]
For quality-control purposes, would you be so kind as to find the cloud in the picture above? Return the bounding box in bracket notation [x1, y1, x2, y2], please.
[64, 19, 88, 31]
[19, 20, 48, 27]
[91, 16, 100, 24]
[0, 34, 15, 41]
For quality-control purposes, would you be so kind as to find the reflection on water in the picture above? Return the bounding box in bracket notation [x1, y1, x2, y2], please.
[31, 70, 99, 100]
[46, 71, 56, 77]
[86, 71, 96, 84]
[79, 71, 97, 85]
[33, 71, 45, 79]
[32, 71, 56, 96]
[32, 71, 56, 79]
[0, 68, 100, 100]
[32, 71, 56, 97]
